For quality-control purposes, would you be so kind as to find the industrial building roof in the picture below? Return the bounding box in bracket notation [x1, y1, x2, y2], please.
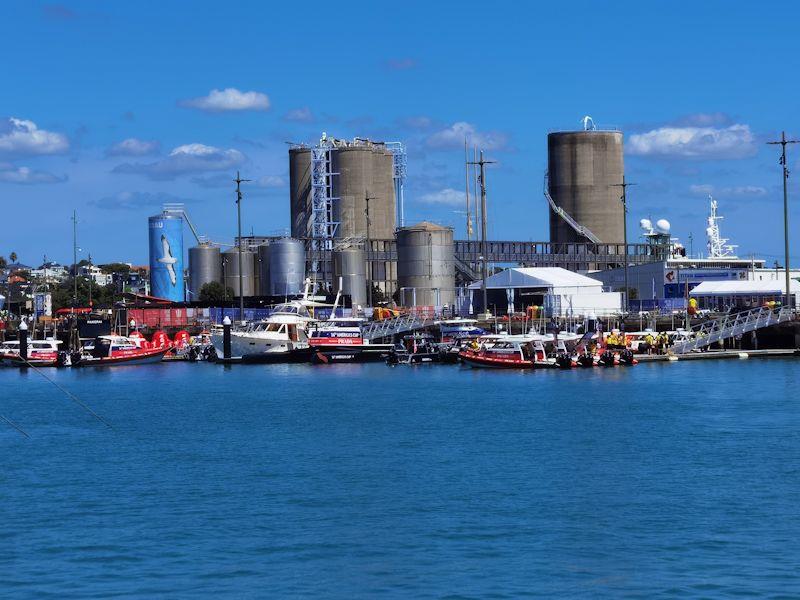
[690, 279, 800, 296]
[468, 267, 604, 290]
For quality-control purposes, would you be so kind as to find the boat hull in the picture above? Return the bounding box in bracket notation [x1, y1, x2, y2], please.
[310, 344, 393, 364]
[73, 347, 169, 367]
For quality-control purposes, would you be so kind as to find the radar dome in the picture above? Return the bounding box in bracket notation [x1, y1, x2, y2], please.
[655, 219, 671, 234]
[640, 218, 653, 231]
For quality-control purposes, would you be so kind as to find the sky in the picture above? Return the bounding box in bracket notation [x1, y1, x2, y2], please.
[2, 1, 800, 267]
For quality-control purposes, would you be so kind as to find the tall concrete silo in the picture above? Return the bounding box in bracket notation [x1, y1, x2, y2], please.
[396, 222, 455, 308]
[268, 238, 306, 297]
[289, 148, 312, 240]
[333, 246, 367, 307]
[148, 212, 184, 302]
[288, 138, 396, 242]
[547, 129, 625, 244]
[188, 243, 221, 300]
[222, 247, 256, 297]
[332, 145, 395, 240]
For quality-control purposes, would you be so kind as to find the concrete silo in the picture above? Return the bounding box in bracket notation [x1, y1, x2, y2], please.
[332, 144, 396, 240]
[547, 129, 625, 244]
[257, 244, 271, 296]
[148, 211, 184, 302]
[188, 243, 221, 300]
[222, 248, 256, 298]
[333, 246, 367, 308]
[288, 137, 397, 242]
[289, 148, 312, 240]
[396, 222, 455, 308]
[268, 238, 306, 297]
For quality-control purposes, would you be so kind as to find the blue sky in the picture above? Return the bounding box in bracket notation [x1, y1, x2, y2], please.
[1, 1, 799, 266]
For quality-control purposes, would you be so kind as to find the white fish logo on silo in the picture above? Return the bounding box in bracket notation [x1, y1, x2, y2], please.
[158, 234, 178, 286]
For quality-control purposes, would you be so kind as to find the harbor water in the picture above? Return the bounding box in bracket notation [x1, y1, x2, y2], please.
[2, 360, 800, 598]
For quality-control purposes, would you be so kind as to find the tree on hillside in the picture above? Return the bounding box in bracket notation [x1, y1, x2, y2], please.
[99, 262, 131, 274]
[9, 252, 17, 264]
[0, 256, 6, 268]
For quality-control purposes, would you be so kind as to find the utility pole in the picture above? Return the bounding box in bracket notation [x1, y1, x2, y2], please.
[468, 151, 496, 317]
[365, 191, 376, 307]
[87, 253, 93, 307]
[464, 139, 472, 240]
[72, 209, 78, 308]
[767, 131, 798, 309]
[234, 171, 251, 324]
[612, 177, 636, 314]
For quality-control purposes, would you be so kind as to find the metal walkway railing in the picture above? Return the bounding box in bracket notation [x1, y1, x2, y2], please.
[362, 312, 435, 341]
[544, 171, 601, 244]
[670, 306, 795, 354]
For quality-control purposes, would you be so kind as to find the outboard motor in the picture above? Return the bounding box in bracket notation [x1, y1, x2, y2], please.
[556, 353, 573, 369]
[70, 351, 83, 367]
[619, 349, 636, 366]
[598, 350, 616, 367]
[56, 351, 71, 367]
[577, 352, 595, 368]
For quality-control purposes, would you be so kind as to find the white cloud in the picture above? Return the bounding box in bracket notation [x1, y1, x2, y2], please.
[628, 124, 756, 159]
[0, 117, 69, 156]
[0, 163, 66, 184]
[426, 122, 508, 151]
[107, 138, 160, 156]
[418, 188, 465, 206]
[113, 143, 246, 180]
[283, 107, 314, 123]
[179, 88, 270, 113]
[256, 175, 286, 188]
[689, 183, 768, 198]
[191, 173, 286, 189]
[91, 191, 181, 210]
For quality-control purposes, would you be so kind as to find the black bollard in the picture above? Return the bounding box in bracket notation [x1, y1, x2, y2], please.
[223, 316, 231, 360]
[19, 321, 29, 367]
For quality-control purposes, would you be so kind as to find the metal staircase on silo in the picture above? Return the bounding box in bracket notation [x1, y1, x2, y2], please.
[543, 171, 601, 244]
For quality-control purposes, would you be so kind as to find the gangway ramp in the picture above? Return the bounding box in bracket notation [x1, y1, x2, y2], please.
[670, 306, 795, 354]
[362, 311, 436, 341]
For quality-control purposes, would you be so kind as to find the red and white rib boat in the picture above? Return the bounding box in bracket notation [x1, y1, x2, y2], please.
[0, 338, 64, 367]
[72, 334, 169, 367]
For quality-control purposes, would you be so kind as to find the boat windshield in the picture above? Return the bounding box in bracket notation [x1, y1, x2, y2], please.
[272, 303, 310, 318]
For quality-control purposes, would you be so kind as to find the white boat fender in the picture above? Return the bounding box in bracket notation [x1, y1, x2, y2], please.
[667, 355, 679, 362]
[738, 352, 749, 359]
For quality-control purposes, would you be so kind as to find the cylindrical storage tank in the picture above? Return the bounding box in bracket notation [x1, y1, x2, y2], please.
[396, 222, 455, 308]
[332, 146, 396, 240]
[269, 238, 306, 296]
[333, 247, 367, 307]
[148, 212, 184, 301]
[289, 148, 312, 239]
[222, 248, 256, 297]
[257, 244, 271, 296]
[547, 130, 625, 244]
[188, 244, 221, 300]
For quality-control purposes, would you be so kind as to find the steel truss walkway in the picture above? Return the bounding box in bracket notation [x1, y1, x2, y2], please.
[362, 312, 435, 341]
[670, 306, 795, 354]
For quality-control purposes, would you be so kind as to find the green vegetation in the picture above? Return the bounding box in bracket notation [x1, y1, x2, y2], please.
[199, 281, 234, 302]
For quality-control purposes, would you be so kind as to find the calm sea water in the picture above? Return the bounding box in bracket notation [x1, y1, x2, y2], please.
[1, 359, 799, 598]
